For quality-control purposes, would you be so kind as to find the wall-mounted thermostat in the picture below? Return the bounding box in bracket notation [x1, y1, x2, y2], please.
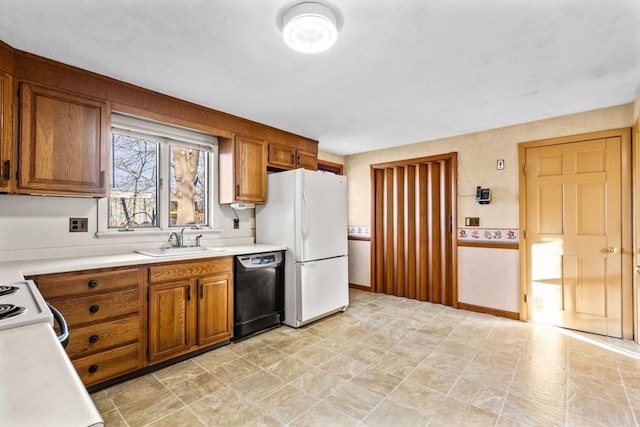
[475, 186, 491, 204]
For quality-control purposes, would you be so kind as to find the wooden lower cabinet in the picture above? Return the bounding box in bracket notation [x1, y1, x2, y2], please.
[30, 266, 145, 388]
[198, 274, 233, 346]
[148, 280, 193, 361]
[147, 257, 233, 364]
[30, 257, 234, 386]
[72, 343, 140, 386]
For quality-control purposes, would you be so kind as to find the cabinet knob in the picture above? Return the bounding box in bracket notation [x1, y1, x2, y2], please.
[89, 304, 100, 314]
[88, 364, 99, 374]
[88, 279, 99, 288]
[89, 334, 99, 344]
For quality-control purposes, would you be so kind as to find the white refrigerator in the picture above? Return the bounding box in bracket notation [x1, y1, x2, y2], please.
[256, 168, 348, 327]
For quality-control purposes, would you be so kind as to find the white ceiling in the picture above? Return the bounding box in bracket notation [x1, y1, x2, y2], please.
[1, 0, 639, 155]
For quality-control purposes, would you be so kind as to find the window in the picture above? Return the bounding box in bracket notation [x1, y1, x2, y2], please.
[99, 114, 217, 233]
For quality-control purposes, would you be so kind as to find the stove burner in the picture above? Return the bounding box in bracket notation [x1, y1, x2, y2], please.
[0, 304, 25, 320]
[0, 285, 20, 298]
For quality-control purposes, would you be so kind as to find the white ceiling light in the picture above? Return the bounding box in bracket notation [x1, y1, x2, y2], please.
[282, 2, 338, 54]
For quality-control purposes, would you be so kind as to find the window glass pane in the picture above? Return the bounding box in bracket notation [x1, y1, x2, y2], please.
[169, 145, 208, 227]
[109, 133, 158, 228]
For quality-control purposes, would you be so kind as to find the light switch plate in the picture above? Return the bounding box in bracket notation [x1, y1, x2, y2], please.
[465, 217, 480, 227]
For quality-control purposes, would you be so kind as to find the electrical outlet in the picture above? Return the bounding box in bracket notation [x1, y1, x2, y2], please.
[69, 217, 88, 232]
[233, 218, 240, 229]
[465, 217, 480, 227]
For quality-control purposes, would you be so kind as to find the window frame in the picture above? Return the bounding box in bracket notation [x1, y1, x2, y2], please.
[97, 113, 219, 237]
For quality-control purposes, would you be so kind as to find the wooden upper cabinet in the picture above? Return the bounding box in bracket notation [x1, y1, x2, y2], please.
[219, 134, 266, 204]
[267, 141, 317, 171]
[0, 72, 11, 189]
[296, 150, 318, 170]
[268, 142, 296, 169]
[18, 82, 109, 196]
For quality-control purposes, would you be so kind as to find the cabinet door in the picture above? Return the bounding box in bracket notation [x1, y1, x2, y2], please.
[0, 72, 11, 189]
[18, 82, 109, 196]
[148, 281, 194, 362]
[198, 274, 233, 346]
[296, 150, 318, 170]
[268, 142, 296, 169]
[235, 135, 266, 203]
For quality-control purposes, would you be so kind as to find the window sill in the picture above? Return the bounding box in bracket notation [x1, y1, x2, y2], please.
[95, 227, 223, 239]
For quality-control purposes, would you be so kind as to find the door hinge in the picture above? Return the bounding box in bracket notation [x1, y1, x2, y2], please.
[523, 165, 527, 175]
[523, 230, 526, 239]
[524, 294, 527, 303]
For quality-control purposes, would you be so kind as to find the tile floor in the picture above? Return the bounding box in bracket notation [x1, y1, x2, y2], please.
[92, 289, 640, 426]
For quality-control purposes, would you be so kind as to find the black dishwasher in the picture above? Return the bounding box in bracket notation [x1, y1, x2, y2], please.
[233, 251, 284, 340]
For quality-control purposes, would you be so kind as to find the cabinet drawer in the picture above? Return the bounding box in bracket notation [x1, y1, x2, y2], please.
[33, 267, 139, 298]
[66, 315, 140, 359]
[72, 343, 140, 387]
[149, 257, 232, 283]
[49, 289, 139, 327]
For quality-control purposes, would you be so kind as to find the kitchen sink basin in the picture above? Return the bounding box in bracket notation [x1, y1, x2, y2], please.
[134, 246, 227, 257]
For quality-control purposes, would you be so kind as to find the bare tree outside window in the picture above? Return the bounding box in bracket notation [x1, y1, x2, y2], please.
[170, 146, 207, 226]
[109, 133, 158, 228]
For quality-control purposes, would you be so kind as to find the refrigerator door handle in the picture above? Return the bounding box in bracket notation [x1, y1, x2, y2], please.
[301, 189, 309, 241]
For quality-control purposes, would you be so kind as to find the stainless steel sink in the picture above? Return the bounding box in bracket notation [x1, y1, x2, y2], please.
[134, 246, 227, 257]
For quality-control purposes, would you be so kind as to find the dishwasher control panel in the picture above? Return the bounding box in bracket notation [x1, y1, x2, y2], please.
[236, 252, 283, 269]
[251, 254, 275, 264]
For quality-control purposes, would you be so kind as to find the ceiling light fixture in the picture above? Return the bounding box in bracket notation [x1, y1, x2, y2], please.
[282, 2, 338, 54]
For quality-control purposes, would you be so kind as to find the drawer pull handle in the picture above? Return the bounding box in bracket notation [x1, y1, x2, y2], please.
[89, 334, 99, 344]
[88, 279, 99, 288]
[89, 304, 100, 313]
[88, 364, 99, 374]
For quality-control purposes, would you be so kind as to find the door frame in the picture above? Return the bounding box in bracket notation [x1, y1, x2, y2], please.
[518, 128, 633, 340]
[633, 119, 640, 343]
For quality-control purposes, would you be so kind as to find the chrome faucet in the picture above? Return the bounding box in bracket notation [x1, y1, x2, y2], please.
[195, 235, 203, 247]
[168, 228, 185, 248]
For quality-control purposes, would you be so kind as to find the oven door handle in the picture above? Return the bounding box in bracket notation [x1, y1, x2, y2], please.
[47, 303, 69, 349]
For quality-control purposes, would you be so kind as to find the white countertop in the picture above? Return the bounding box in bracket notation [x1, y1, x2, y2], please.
[0, 322, 104, 427]
[0, 243, 287, 283]
[0, 243, 286, 426]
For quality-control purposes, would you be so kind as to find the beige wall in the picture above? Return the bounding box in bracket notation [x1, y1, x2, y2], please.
[343, 104, 633, 227]
[338, 103, 635, 306]
[318, 150, 345, 165]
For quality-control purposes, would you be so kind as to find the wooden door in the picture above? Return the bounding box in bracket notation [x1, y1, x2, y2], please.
[524, 132, 630, 338]
[148, 281, 193, 362]
[197, 274, 233, 346]
[235, 135, 266, 202]
[18, 82, 109, 196]
[371, 153, 457, 305]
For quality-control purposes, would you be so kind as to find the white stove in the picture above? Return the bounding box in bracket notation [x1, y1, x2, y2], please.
[0, 280, 53, 331]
